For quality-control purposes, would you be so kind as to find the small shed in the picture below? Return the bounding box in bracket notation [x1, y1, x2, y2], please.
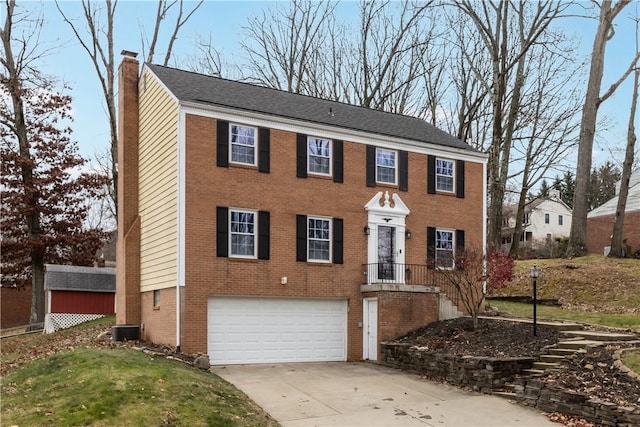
[44, 264, 116, 333]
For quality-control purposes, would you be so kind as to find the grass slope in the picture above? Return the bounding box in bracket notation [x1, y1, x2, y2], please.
[1, 317, 278, 426]
[490, 255, 640, 313]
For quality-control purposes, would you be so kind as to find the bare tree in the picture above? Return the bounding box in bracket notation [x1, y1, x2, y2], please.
[1, 0, 108, 323]
[454, 0, 569, 252]
[56, 0, 203, 221]
[183, 33, 224, 77]
[240, 0, 337, 93]
[507, 31, 584, 257]
[609, 65, 638, 257]
[56, 0, 117, 218]
[143, 0, 204, 66]
[348, 1, 436, 112]
[567, 0, 640, 256]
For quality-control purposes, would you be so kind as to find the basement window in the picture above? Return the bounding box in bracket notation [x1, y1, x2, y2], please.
[153, 290, 160, 308]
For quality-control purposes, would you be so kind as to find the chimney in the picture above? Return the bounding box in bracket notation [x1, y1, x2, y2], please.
[115, 51, 141, 326]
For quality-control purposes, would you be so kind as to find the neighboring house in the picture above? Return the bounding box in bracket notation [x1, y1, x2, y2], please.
[501, 190, 572, 248]
[116, 53, 487, 365]
[44, 264, 116, 333]
[587, 169, 640, 255]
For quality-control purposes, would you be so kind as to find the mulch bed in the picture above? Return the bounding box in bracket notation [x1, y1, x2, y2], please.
[396, 316, 561, 357]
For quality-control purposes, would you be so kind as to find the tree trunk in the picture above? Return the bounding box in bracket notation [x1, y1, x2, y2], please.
[568, 0, 631, 256]
[29, 256, 46, 324]
[609, 68, 638, 257]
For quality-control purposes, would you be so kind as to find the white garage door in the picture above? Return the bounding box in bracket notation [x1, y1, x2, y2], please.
[208, 297, 347, 365]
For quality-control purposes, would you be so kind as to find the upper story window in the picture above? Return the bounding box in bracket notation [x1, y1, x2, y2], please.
[230, 124, 256, 165]
[523, 213, 529, 224]
[308, 137, 332, 176]
[307, 217, 331, 262]
[558, 215, 563, 226]
[376, 148, 397, 184]
[230, 209, 256, 258]
[544, 213, 550, 224]
[436, 158, 455, 192]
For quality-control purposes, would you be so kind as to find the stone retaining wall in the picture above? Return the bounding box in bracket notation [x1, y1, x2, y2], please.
[381, 342, 640, 426]
[515, 377, 640, 427]
[380, 342, 534, 393]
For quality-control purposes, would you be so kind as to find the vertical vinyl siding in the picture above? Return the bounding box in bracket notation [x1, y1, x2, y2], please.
[138, 69, 179, 292]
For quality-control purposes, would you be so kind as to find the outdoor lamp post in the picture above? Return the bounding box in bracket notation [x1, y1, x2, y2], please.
[531, 265, 539, 336]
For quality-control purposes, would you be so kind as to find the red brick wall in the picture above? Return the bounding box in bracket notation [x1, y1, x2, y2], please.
[116, 56, 141, 326]
[140, 288, 176, 346]
[1, 285, 32, 329]
[179, 114, 485, 359]
[587, 211, 640, 255]
[363, 290, 438, 344]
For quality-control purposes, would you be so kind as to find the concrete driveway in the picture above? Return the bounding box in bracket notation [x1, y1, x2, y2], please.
[212, 362, 557, 427]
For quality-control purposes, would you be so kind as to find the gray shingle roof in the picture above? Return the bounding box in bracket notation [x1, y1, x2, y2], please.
[147, 64, 477, 152]
[44, 264, 115, 293]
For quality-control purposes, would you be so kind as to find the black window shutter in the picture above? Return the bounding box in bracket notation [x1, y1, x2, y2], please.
[366, 145, 376, 187]
[456, 160, 465, 198]
[296, 215, 307, 261]
[333, 140, 343, 183]
[216, 120, 229, 168]
[296, 134, 307, 178]
[258, 128, 270, 173]
[216, 207, 229, 257]
[399, 150, 408, 191]
[426, 226, 436, 269]
[456, 229, 465, 251]
[455, 229, 465, 271]
[427, 155, 436, 194]
[258, 211, 270, 260]
[332, 218, 343, 264]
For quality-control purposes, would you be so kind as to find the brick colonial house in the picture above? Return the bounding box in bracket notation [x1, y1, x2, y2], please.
[116, 53, 487, 365]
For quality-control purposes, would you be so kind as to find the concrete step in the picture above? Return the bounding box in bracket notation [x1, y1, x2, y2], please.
[532, 361, 562, 371]
[540, 354, 566, 363]
[523, 368, 546, 377]
[560, 330, 638, 341]
[557, 340, 605, 350]
[492, 391, 519, 400]
[547, 347, 586, 356]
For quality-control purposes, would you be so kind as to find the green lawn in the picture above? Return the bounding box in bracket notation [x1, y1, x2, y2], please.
[621, 349, 640, 375]
[486, 299, 640, 331]
[1, 347, 278, 427]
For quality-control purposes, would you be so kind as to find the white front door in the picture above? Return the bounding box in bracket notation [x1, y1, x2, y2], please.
[363, 298, 378, 360]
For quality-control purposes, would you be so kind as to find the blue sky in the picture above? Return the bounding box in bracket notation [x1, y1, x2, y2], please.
[9, 1, 640, 169]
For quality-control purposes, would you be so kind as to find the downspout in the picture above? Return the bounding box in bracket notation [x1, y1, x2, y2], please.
[482, 158, 488, 294]
[176, 107, 186, 353]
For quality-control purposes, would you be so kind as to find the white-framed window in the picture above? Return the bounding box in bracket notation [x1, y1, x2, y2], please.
[229, 209, 256, 257]
[544, 213, 550, 224]
[436, 229, 454, 269]
[558, 215, 563, 226]
[307, 216, 331, 262]
[376, 148, 396, 184]
[522, 213, 529, 224]
[308, 137, 332, 176]
[230, 124, 257, 165]
[153, 290, 160, 308]
[436, 158, 455, 192]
